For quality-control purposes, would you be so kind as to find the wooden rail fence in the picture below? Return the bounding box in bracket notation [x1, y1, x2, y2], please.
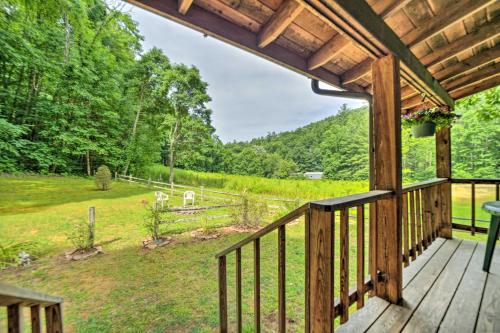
[0, 282, 64, 333]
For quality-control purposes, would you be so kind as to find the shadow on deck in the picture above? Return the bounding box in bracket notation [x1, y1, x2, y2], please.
[338, 237, 500, 333]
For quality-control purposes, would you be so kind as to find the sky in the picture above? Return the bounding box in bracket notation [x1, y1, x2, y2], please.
[119, 1, 367, 142]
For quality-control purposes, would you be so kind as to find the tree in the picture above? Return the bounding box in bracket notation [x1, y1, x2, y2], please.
[95, 165, 112, 190]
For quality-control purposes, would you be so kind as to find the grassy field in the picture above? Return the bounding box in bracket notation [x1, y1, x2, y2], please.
[0, 174, 496, 332]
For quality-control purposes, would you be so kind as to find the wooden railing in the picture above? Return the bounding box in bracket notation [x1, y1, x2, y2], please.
[0, 282, 63, 333]
[451, 178, 500, 235]
[401, 178, 448, 267]
[215, 178, 455, 332]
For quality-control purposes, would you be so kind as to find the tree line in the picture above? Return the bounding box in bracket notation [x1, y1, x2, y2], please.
[0, 0, 498, 182]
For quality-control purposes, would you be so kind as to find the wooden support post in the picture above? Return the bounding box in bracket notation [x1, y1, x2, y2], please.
[88, 207, 95, 248]
[306, 206, 334, 333]
[370, 54, 403, 304]
[8, 304, 22, 333]
[436, 127, 452, 238]
[218, 256, 227, 333]
[45, 304, 63, 333]
[31, 305, 42, 333]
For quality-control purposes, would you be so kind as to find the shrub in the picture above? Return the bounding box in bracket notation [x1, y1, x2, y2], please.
[67, 218, 94, 251]
[230, 190, 269, 228]
[0, 241, 37, 268]
[95, 165, 112, 190]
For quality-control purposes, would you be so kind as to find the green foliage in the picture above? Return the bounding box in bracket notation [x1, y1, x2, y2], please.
[143, 202, 162, 240]
[95, 165, 112, 190]
[67, 218, 93, 251]
[402, 107, 459, 129]
[0, 241, 37, 268]
[230, 190, 269, 227]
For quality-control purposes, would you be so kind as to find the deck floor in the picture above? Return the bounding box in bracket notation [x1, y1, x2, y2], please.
[338, 237, 500, 333]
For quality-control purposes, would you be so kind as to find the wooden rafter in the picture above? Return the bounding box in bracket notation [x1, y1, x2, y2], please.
[341, 58, 372, 84]
[308, 34, 349, 70]
[380, 0, 413, 18]
[324, 0, 453, 106]
[421, 17, 500, 68]
[450, 74, 500, 99]
[178, 0, 193, 15]
[443, 63, 500, 91]
[257, 0, 303, 48]
[434, 45, 500, 81]
[126, 0, 372, 93]
[401, 0, 495, 47]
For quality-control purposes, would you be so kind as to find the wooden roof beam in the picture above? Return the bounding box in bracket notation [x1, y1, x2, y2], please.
[258, 0, 304, 48]
[379, 0, 413, 19]
[422, 17, 500, 68]
[341, 58, 372, 84]
[401, 0, 495, 48]
[450, 74, 500, 99]
[443, 63, 500, 91]
[308, 34, 350, 69]
[325, 0, 453, 106]
[126, 0, 370, 92]
[434, 45, 500, 81]
[178, 0, 193, 15]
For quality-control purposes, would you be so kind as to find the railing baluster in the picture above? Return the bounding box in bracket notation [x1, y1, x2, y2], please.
[218, 256, 228, 333]
[496, 183, 499, 201]
[417, 189, 426, 249]
[402, 193, 410, 267]
[408, 191, 416, 261]
[340, 208, 349, 324]
[369, 202, 377, 297]
[356, 205, 365, 309]
[236, 248, 242, 333]
[471, 182, 476, 236]
[45, 304, 63, 333]
[305, 208, 310, 332]
[278, 225, 286, 333]
[410, 191, 421, 255]
[254, 239, 261, 333]
[31, 305, 42, 333]
[8, 304, 22, 333]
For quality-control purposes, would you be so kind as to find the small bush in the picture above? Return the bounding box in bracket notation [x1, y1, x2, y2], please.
[0, 241, 37, 268]
[95, 165, 112, 191]
[67, 218, 94, 251]
[144, 203, 162, 240]
[230, 190, 269, 228]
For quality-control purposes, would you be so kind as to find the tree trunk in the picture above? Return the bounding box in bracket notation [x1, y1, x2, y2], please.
[86, 151, 91, 176]
[168, 120, 180, 184]
[123, 87, 145, 175]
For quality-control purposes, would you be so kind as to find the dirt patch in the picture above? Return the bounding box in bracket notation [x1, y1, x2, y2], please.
[190, 228, 221, 241]
[220, 225, 260, 234]
[264, 312, 297, 332]
[142, 236, 173, 250]
[65, 246, 103, 261]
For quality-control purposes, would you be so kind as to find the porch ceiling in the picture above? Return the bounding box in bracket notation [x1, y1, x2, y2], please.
[127, 0, 500, 111]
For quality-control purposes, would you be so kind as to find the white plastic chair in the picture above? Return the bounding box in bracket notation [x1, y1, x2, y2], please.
[155, 191, 169, 209]
[183, 191, 195, 206]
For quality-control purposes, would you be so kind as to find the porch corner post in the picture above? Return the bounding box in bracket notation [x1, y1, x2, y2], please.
[436, 127, 452, 238]
[370, 54, 403, 304]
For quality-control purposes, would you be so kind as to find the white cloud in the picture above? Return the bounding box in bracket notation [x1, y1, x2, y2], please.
[121, 2, 367, 142]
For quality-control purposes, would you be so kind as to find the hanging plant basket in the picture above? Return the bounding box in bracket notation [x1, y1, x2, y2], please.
[412, 121, 436, 138]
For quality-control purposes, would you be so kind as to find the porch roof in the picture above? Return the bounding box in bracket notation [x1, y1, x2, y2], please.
[127, 0, 499, 111]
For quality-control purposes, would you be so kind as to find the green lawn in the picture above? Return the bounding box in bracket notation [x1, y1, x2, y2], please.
[0, 175, 496, 332]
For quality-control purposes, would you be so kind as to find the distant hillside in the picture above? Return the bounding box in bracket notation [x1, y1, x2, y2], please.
[225, 105, 370, 180]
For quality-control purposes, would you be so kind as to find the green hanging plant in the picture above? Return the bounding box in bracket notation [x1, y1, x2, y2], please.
[402, 106, 460, 130]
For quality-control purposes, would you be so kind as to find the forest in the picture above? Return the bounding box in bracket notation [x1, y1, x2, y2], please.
[0, 0, 498, 181]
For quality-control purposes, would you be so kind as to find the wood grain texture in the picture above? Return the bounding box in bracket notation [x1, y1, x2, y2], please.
[8, 304, 22, 333]
[439, 244, 488, 333]
[31, 305, 42, 333]
[258, 0, 303, 48]
[436, 128, 452, 239]
[475, 245, 500, 332]
[218, 256, 227, 333]
[371, 54, 403, 303]
[308, 34, 350, 69]
[236, 248, 242, 333]
[278, 225, 286, 333]
[356, 205, 365, 309]
[45, 304, 63, 333]
[402, 240, 476, 333]
[340, 208, 349, 323]
[254, 239, 261, 333]
[403, 192, 410, 267]
[308, 206, 334, 333]
[177, 0, 193, 15]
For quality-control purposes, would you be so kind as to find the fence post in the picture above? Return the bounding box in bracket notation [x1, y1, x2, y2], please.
[200, 186, 204, 202]
[114, 172, 117, 180]
[129, 174, 132, 182]
[148, 177, 151, 187]
[88, 207, 95, 247]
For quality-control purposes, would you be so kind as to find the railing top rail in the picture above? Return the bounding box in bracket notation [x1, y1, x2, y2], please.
[215, 203, 309, 258]
[310, 190, 393, 211]
[0, 282, 63, 306]
[451, 178, 500, 184]
[402, 178, 448, 192]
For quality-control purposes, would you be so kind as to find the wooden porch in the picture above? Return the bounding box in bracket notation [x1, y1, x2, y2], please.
[338, 237, 500, 333]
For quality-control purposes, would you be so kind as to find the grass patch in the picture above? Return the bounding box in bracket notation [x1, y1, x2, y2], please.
[0, 174, 495, 332]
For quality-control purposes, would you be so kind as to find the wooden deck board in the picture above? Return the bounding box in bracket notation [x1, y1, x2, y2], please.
[438, 243, 488, 333]
[336, 238, 500, 333]
[476, 244, 500, 332]
[336, 238, 446, 333]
